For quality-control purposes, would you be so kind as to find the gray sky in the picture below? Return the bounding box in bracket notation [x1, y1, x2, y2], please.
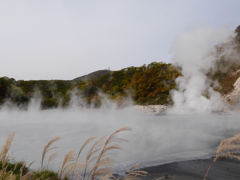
[0, 0, 240, 80]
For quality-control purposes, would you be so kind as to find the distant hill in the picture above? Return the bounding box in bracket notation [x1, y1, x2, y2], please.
[0, 26, 239, 109]
[72, 70, 111, 82]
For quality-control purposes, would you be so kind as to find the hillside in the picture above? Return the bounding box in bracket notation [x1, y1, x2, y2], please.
[0, 26, 240, 110]
[0, 62, 181, 109]
[224, 70, 240, 105]
[210, 26, 240, 106]
[72, 70, 111, 82]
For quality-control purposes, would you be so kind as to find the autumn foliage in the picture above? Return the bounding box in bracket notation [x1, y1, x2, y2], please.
[0, 62, 181, 109]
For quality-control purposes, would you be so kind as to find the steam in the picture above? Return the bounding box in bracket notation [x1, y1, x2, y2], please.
[169, 26, 235, 114]
[1, 26, 240, 174]
[1, 95, 240, 172]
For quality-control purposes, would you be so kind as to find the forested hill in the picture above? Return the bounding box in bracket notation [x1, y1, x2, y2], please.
[72, 70, 111, 82]
[1, 26, 240, 110]
[0, 62, 181, 109]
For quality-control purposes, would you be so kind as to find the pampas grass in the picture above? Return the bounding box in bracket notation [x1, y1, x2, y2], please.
[122, 164, 148, 180]
[1, 128, 238, 180]
[41, 137, 61, 171]
[59, 150, 77, 179]
[74, 136, 97, 180]
[0, 132, 19, 180]
[21, 172, 32, 180]
[100, 164, 148, 180]
[0, 131, 15, 168]
[214, 133, 240, 161]
[0, 127, 134, 180]
[47, 152, 58, 170]
[57, 126, 133, 180]
[89, 127, 132, 180]
[76, 137, 97, 162]
[0, 127, 151, 180]
[203, 133, 240, 180]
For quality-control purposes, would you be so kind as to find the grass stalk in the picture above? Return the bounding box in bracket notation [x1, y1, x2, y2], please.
[71, 136, 96, 179]
[83, 135, 107, 180]
[90, 126, 132, 180]
[59, 150, 76, 180]
[0, 127, 132, 180]
[203, 133, 240, 180]
[0, 132, 15, 168]
[41, 137, 61, 171]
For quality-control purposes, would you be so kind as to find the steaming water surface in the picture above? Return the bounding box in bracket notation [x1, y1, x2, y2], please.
[0, 106, 240, 171]
[0, 26, 238, 173]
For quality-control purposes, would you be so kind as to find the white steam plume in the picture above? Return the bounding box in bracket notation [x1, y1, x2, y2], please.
[168, 26, 234, 114]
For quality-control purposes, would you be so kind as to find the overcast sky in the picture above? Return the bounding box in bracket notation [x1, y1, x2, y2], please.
[0, 0, 240, 80]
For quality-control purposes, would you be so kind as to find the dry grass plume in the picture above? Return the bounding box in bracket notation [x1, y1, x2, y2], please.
[122, 164, 148, 180]
[41, 137, 61, 171]
[89, 127, 132, 180]
[203, 133, 240, 180]
[59, 150, 77, 179]
[0, 131, 15, 168]
[0, 127, 135, 180]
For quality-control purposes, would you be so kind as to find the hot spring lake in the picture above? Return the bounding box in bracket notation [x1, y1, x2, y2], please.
[0, 106, 240, 172]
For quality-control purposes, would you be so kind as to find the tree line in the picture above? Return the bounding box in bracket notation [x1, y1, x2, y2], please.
[0, 62, 181, 109]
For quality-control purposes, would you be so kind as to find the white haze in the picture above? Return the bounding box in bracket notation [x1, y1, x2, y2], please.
[169, 26, 235, 114]
[1, 26, 240, 174]
[1, 96, 240, 172]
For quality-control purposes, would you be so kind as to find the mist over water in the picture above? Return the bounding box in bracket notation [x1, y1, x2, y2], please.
[1, 98, 240, 171]
[1, 26, 240, 173]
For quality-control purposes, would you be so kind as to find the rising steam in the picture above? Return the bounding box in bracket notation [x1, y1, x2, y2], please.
[169, 26, 235, 114]
[1, 26, 240, 174]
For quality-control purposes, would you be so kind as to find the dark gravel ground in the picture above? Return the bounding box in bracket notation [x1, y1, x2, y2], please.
[138, 157, 240, 180]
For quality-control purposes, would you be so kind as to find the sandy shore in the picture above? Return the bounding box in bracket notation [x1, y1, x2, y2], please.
[133, 105, 233, 114]
[133, 105, 168, 114]
[138, 157, 240, 180]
